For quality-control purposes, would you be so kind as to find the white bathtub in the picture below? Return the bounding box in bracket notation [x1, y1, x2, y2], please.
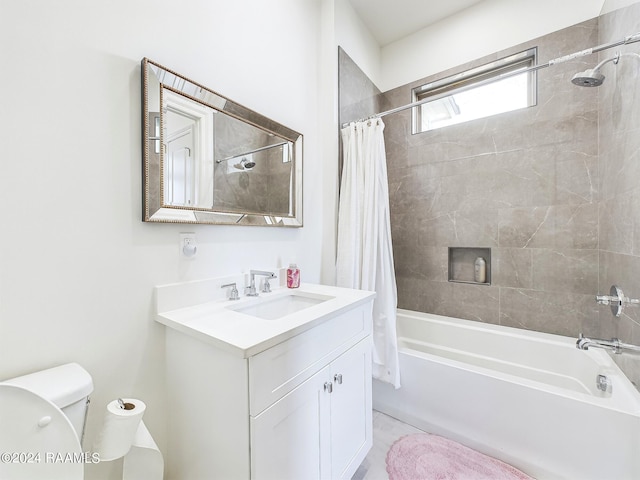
[373, 309, 640, 480]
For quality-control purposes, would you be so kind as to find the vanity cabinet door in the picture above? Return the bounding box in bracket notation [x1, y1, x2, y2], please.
[251, 338, 372, 480]
[330, 338, 372, 480]
[250, 365, 332, 480]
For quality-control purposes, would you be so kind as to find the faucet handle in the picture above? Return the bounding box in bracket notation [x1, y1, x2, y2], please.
[221, 282, 240, 300]
[245, 284, 258, 297]
[262, 276, 274, 293]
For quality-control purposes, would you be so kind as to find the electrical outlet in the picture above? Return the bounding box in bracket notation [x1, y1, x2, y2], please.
[180, 233, 197, 258]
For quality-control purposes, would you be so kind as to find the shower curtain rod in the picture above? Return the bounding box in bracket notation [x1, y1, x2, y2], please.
[342, 31, 640, 128]
[216, 140, 289, 163]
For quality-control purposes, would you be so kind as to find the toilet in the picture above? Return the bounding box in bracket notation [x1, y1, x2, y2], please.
[0, 363, 93, 480]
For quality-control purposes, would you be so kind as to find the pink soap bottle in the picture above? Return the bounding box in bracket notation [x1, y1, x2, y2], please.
[287, 263, 300, 288]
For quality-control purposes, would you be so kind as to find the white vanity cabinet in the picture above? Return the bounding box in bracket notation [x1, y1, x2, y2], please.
[161, 287, 374, 480]
[251, 337, 371, 480]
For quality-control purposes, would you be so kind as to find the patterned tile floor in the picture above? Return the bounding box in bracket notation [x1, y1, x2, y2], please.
[352, 411, 425, 480]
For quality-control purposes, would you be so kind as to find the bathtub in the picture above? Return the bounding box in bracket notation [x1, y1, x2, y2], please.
[373, 309, 640, 480]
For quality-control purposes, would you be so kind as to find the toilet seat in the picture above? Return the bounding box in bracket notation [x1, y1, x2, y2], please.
[0, 384, 84, 480]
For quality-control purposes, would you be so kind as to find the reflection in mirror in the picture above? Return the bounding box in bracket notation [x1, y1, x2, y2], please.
[163, 89, 214, 209]
[142, 58, 303, 226]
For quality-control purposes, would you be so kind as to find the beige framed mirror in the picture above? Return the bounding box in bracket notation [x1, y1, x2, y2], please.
[142, 58, 303, 226]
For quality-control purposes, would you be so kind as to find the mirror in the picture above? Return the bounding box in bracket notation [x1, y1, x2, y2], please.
[142, 58, 303, 226]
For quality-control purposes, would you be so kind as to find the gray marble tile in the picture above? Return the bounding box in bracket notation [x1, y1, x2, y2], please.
[416, 209, 499, 248]
[555, 152, 598, 205]
[493, 248, 533, 289]
[599, 127, 640, 202]
[404, 279, 452, 316]
[394, 246, 448, 282]
[499, 288, 596, 337]
[531, 248, 598, 295]
[447, 282, 501, 324]
[599, 193, 635, 255]
[338, 48, 381, 125]
[498, 204, 598, 249]
[396, 276, 431, 313]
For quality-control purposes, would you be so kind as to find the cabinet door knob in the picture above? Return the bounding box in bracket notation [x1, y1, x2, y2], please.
[324, 382, 333, 393]
[334, 373, 343, 385]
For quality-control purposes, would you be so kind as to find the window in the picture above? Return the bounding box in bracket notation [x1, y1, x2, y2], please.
[412, 48, 537, 133]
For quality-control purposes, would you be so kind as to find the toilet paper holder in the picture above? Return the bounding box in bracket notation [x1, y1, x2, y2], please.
[117, 398, 135, 410]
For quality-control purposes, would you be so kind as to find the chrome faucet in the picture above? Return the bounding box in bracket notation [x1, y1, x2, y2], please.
[246, 270, 277, 297]
[576, 333, 640, 354]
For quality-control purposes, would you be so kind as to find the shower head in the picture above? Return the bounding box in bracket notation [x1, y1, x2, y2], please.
[233, 157, 256, 170]
[571, 69, 606, 87]
[571, 52, 620, 87]
[243, 158, 256, 169]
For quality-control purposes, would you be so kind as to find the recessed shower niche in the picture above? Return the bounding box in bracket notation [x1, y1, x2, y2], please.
[448, 247, 491, 285]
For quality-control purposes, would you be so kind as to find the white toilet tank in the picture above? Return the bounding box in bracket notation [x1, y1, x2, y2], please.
[3, 363, 93, 441]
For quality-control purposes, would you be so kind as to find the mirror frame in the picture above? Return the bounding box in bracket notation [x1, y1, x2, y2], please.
[142, 58, 303, 227]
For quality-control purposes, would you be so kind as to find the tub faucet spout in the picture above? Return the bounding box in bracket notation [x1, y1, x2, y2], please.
[577, 333, 622, 354]
[576, 333, 640, 354]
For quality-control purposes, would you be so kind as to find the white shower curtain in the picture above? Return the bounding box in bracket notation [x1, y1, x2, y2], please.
[336, 119, 401, 389]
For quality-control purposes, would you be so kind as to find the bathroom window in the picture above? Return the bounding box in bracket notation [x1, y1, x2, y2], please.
[412, 48, 537, 133]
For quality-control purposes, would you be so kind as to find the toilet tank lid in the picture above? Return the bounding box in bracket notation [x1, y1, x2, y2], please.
[2, 363, 93, 408]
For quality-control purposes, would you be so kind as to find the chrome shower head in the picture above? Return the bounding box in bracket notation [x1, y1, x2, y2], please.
[571, 52, 620, 87]
[233, 157, 256, 170]
[571, 69, 605, 87]
[242, 158, 256, 169]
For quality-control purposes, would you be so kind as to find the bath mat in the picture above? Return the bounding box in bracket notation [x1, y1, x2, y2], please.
[386, 433, 533, 480]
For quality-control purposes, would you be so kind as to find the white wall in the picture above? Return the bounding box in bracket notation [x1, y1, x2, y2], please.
[601, 0, 640, 13]
[379, 0, 607, 91]
[0, 0, 326, 478]
[334, 0, 382, 89]
[319, 0, 340, 285]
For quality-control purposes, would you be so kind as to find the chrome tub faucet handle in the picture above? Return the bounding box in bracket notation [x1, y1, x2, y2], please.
[596, 285, 640, 317]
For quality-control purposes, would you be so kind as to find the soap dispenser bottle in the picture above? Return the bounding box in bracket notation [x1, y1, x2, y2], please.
[287, 263, 300, 288]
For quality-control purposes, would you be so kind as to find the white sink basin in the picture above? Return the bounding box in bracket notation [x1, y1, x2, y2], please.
[229, 292, 334, 320]
[156, 281, 375, 357]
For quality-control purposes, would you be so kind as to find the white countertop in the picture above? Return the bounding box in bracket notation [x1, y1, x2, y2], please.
[156, 283, 375, 358]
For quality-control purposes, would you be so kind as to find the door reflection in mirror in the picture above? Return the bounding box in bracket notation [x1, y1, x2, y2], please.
[142, 57, 303, 226]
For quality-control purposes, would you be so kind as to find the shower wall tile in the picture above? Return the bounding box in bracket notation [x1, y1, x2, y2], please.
[498, 204, 598, 249]
[445, 283, 500, 324]
[531, 248, 598, 295]
[416, 209, 499, 248]
[554, 153, 598, 205]
[599, 127, 640, 201]
[389, 211, 421, 248]
[396, 276, 429, 313]
[376, 17, 605, 344]
[493, 248, 533, 289]
[499, 288, 596, 337]
[393, 246, 448, 282]
[599, 193, 635, 255]
[387, 163, 440, 210]
[396, 278, 501, 325]
[338, 47, 381, 125]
